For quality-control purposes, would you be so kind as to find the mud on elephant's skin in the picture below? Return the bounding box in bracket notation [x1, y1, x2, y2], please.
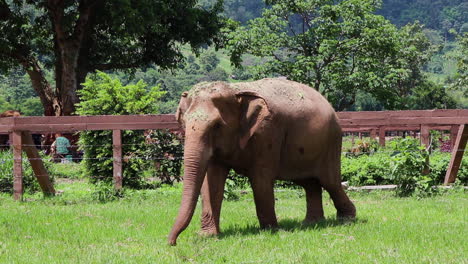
[168, 78, 356, 245]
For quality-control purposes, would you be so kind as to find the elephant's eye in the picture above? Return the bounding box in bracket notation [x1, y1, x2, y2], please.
[213, 122, 222, 130]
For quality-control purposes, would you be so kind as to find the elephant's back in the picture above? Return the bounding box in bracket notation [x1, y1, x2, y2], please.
[240, 79, 341, 180]
[233, 78, 336, 122]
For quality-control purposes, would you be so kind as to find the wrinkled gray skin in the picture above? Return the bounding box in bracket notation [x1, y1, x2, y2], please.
[168, 78, 356, 245]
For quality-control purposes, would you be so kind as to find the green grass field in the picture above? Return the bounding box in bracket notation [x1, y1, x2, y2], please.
[0, 181, 466, 263]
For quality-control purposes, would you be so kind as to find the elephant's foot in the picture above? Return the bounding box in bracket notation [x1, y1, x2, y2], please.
[200, 213, 221, 236]
[337, 202, 356, 220]
[259, 218, 279, 230]
[303, 215, 325, 225]
[198, 229, 220, 238]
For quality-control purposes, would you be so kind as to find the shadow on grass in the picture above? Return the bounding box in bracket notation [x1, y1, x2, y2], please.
[219, 217, 367, 239]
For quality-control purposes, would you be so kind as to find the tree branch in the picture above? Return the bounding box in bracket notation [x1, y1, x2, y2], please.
[47, 0, 66, 45]
[72, 0, 102, 43]
[93, 62, 142, 71]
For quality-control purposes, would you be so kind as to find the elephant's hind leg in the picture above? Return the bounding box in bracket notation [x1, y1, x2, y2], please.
[294, 178, 325, 223]
[321, 182, 356, 219]
[200, 162, 229, 235]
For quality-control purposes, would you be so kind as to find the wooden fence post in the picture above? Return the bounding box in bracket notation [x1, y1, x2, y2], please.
[370, 129, 377, 140]
[113, 130, 123, 190]
[450, 125, 459, 151]
[420, 125, 430, 147]
[12, 131, 23, 201]
[379, 127, 386, 146]
[444, 124, 468, 185]
[22, 131, 55, 195]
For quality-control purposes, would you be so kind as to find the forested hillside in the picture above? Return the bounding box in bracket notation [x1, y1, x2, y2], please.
[0, 0, 466, 115]
[209, 0, 467, 35]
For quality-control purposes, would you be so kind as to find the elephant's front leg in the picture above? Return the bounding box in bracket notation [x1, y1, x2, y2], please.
[200, 162, 229, 235]
[250, 167, 279, 229]
[294, 178, 325, 223]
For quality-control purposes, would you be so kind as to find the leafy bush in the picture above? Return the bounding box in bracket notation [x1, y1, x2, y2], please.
[389, 138, 432, 197]
[341, 137, 467, 197]
[0, 150, 54, 194]
[341, 153, 393, 186]
[429, 152, 468, 185]
[143, 130, 183, 185]
[76, 72, 165, 188]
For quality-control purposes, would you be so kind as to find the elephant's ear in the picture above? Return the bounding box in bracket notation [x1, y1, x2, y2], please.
[236, 91, 271, 149]
[176, 92, 189, 124]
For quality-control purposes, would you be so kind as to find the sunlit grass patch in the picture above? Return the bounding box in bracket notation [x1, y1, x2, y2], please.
[0, 181, 466, 263]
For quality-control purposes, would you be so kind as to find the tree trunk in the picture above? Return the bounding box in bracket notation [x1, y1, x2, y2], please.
[56, 43, 81, 116]
[20, 56, 62, 116]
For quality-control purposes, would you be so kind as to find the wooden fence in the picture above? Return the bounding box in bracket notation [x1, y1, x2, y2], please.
[1, 110, 467, 200]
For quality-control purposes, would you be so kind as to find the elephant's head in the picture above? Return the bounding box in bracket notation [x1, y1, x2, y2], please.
[168, 82, 270, 245]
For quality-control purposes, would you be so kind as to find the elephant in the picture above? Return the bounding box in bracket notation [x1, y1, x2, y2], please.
[168, 78, 356, 245]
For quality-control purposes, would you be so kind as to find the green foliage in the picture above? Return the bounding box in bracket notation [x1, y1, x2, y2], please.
[201, 0, 266, 25]
[76, 72, 164, 188]
[91, 181, 125, 203]
[0, 0, 224, 116]
[0, 69, 45, 116]
[379, 0, 467, 37]
[389, 138, 431, 197]
[203, 67, 230, 82]
[342, 153, 393, 186]
[143, 130, 183, 185]
[341, 138, 467, 196]
[447, 33, 468, 104]
[0, 97, 12, 113]
[429, 152, 468, 184]
[223, 178, 240, 201]
[199, 50, 221, 72]
[223, 0, 435, 110]
[0, 150, 54, 194]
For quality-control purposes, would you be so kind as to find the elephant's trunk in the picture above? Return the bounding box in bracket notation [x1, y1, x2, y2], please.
[168, 135, 210, 245]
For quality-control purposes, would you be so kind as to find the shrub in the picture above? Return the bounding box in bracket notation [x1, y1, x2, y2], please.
[0, 150, 54, 194]
[429, 152, 468, 185]
[143, 130, 184, 185]
[341, 137, 467, 196]
[341, 153, 393, 186]
[76, 72, 165, 188]
[389, 138, 432, 197]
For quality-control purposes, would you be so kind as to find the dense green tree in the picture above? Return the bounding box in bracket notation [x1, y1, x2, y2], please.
[0, 96, 12, 113]
[0, 0, 223, 116]
[378, 0, 466, 33]
[224, 0, 434, 110]
[199, 50, 221, 72]
[200, 0, 265, 24]
[446, 33, 468, 108]
[451, 33, 468, 93]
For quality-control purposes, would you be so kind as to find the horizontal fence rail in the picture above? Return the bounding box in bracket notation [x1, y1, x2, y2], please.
[1, 110, 467, 133]
[0, 109, 467, 200]
[0, 114, 179, 132]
